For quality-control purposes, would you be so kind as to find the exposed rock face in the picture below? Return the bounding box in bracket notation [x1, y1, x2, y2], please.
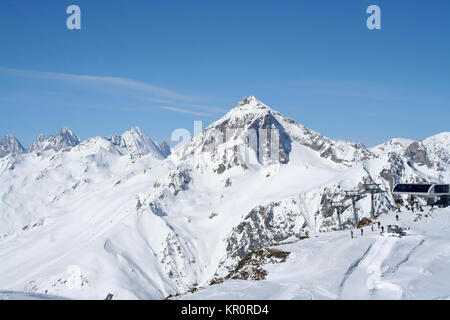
[423, 132, 450, 175]
[372, 132, 450, 184]
[137, 167, 193, 217]
[380, 153, 407, 190]
[404, 142, 432, 168]
[1, 96, 449, 300]
[216, 199, 307, 275]
[158, 141, 171, 158]
[175, 96, 374, 173]
[165, 98, 449, 287]
[175, 96, 292, 170]
[287, 125, 373, 166]
[219, 248, 290, 282]
[159, 233, 198, 291]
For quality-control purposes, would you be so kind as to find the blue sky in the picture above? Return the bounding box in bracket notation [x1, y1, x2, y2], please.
[0, 0, 449, 147]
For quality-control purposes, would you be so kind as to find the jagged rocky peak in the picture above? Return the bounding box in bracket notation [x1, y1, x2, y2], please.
[0, 134, 25, 158]
[120, 126, 168, 159]
[225, 96, 373, 164]
[217, 96, 278, 127]
[175, 96, 292, 167]
[232, 95, 272, 112]
[176, 96, 375, 169]
[58, 127, 80, 147]
[28, 127, 80, 154]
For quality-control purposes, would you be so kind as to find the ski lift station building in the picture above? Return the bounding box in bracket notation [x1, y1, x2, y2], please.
[393, 183, 450, 205]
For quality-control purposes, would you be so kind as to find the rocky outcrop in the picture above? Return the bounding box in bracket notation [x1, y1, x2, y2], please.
[214, 199, 307, 276]
[404, 142, 432, 168]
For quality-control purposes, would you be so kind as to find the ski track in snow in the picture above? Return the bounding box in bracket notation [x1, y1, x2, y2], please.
[180, 207, 450, 300]
[385, 238, 425, 275]
[341, 237, 403, 299]
[1, 97, 449, 300]
[338, 242, 374, 299]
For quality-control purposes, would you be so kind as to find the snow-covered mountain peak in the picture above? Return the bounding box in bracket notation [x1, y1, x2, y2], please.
[423, 132, 450, 167]
[226, 96, 273, 117]
[234, 95, 268, 109]
[60, 127, 74, 136]
[208, 96, 278, 132]
[0, 134, 25, 158]
[1, 99, 450, 300]
[120, 126, 167, 159]
[173, 96, 292, 167]
[57, 127, 80, 145]
[27, 127, 80, 154]
[370, 138, 414, 156]
[423, 132, 450, 147]
[175, 97, 374, 169]
[125, 126, 145, 137]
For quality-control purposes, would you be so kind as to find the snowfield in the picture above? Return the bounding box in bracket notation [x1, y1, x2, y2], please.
[0, 96, 449, 300]
[179, 207, 450, 300]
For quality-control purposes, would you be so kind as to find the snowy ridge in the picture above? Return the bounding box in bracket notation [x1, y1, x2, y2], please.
[370, 138, 414, 156]
[0, 97, 449, 300]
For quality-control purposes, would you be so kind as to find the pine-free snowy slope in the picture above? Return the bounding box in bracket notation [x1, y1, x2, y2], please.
[180, 207, 450, 300]
[0, 97, 449, 300]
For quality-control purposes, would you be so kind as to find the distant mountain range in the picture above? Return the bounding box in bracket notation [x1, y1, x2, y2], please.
[0, 96, 448, 299]
[1, 126, 170, 159]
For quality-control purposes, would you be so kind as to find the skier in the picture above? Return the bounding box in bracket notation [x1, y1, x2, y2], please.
[351, 230, 354, 239]
[381, 226, 385, 234]
[371, 225, 374, 232]
[419, 205, 424, 212]
[360, 228, 364, 236]
[377, 221, 381, 229]
[396, 214, 399, 221]
[416, 203, 419, 211]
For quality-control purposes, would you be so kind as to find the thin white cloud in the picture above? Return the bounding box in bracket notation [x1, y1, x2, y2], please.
[180, 102, 228, 113]
[137, 97, 227, 113]
[162, 106, 211, 117]
[0, 67, 194, 102]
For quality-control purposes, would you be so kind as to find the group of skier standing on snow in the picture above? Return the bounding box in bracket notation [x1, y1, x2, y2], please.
[350, 199, 418, 238]
[350, 221, 385, 238]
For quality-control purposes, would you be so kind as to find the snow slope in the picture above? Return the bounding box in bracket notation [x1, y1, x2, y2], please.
[0, 96, 448, 300]
[179, 207, 450, 300]
[0, 290, 68, 300]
